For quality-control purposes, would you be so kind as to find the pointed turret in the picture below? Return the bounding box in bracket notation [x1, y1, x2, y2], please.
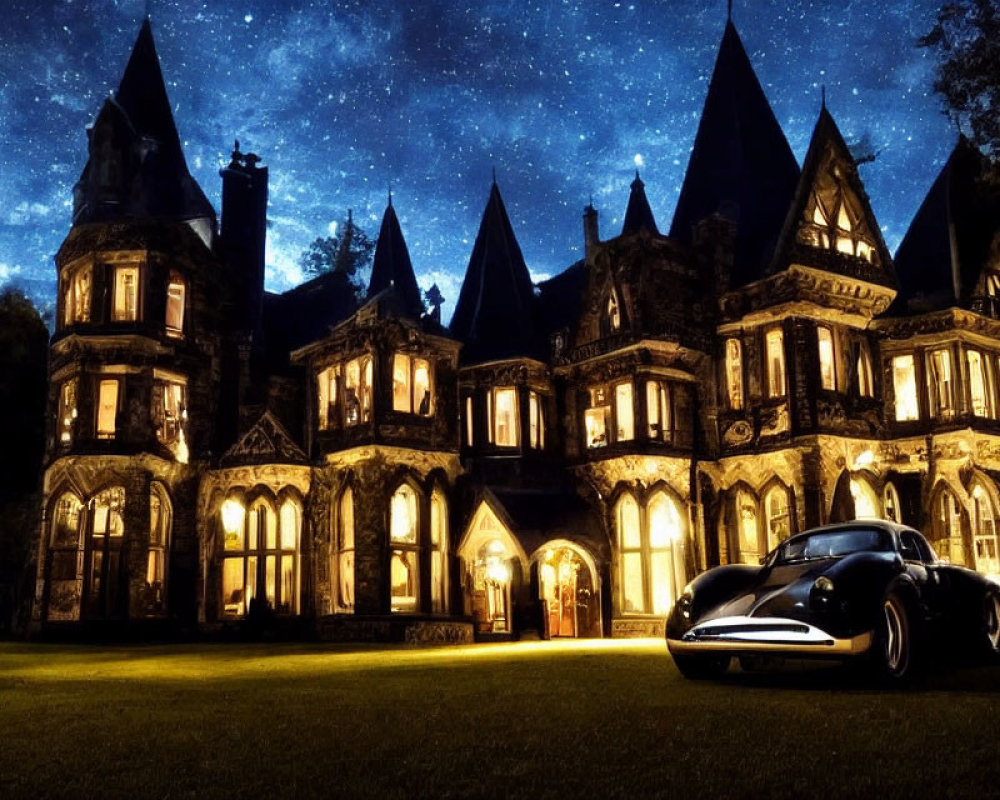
[450, 181, 540, 363]
[669, 20, 799, 285]
[770, 106, 894, 287]
[621, 171, 659, 235]
[73, 18, 215, 226]
[893, 137, 1000, 313]
[368, 197, 425, 317]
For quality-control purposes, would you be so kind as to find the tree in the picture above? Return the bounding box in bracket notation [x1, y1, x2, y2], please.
[300, 209, 375, 302]
[919, 0, 1000, 160]
[424, 283, 445, 323]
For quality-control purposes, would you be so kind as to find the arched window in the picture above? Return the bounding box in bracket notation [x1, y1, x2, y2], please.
[146, 485, 170, 615]
[85, 486, 126, 619]
[764, 486, 792, 551]
[647, 491, 684, 615]
[972, 485, 1000, 576]
[276, 500, 301, 615]
[934, 487, 965, 566]
[47, 492, 84, 620]
[883, 482, 901, 523]
[390, 484, 420, 613]
[337, 488, 355, 612]
[430, 489, 449, 613]
[615, 494, 643, 613]
[850, 478, 879, 519]
[737, 489, 759, 562]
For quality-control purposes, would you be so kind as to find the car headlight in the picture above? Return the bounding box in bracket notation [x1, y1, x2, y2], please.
[813, 576, 834, 593]
[677, 584, 694, 618]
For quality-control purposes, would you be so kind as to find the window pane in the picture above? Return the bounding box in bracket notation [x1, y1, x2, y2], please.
[622, 553, 645, 613]
[166, 281, 185, 333]
[340, 490, 354, 549]
[280, 555, 296, 614]
[390, 485, 418, 543]
[113, 266, 139, 321]
[52, 494, 83, 546]
[857, 344, 874, 397]
[646, 381, 660, 438]
[650, 551, 674, 616]
[265, 556, 277, 607]
[96, 379, 119, 438]
[892, 355, 918, 421]
[931, 349, 953, 412]
[413, 359, 431, 416]
[969, 350, 988, 417]
[58, 379, 78, 444]
[818, 327, 836, 390]
[766, 488, 791, 549]
[585, 406, 608, 448]
[280, 502, 298, 550]
[393, 353, 411, 412]
[465, 396, 474, 446]
[339, 551, 354, 611]
[223, 558, 245, 616]
[649, 494, 681, 548]
[528, 392, 542, 449]
[766, 330, 785, 397]
[616, 495, 641, 549]
[494, 388, 517, 447]
[615, 383, 634, 441]
[221, 499, 245, 550]
[431, 551, 444, 613]
[738, 493, 758, 554]
[726, 339, 744, 409]
[390, 549, 418, 612]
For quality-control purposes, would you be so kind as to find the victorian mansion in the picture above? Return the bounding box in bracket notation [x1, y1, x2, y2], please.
[32, 17, 1000, 641]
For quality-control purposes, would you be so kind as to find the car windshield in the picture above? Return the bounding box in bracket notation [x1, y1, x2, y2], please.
[776, 528, 894, 563]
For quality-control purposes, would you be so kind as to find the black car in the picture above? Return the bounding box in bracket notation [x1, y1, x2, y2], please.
[666, 520, 1000, 681]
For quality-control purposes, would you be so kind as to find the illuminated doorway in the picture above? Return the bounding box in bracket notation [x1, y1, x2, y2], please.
[473, 539, 512, 633]
[537, 544, 598, 638]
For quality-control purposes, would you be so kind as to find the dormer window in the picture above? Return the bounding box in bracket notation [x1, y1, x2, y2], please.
[165, 278, 185, 336]
[607, 289, 621, 332]
[62, 263, 92, 327]
[345, 356, 372, 426]
[112, 265, 140, 322]
[392, 353, 433, 416]
[800, 165, 879, 265]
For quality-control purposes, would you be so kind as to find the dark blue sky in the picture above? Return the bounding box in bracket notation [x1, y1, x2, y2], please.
[0, 0, 956, 321]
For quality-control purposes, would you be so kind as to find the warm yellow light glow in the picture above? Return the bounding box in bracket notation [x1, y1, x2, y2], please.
[892, 354, 918, 421]
[850, 479, 879, 519]
[221, 499, 245, 536]
[817, 326, 836, 391]
[853, 449, 875, 469]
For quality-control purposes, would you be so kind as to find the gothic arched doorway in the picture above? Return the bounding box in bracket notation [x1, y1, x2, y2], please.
[534, 542, 601, 638]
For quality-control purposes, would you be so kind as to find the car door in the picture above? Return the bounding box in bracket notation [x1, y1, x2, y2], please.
[900, 530, 947, 618]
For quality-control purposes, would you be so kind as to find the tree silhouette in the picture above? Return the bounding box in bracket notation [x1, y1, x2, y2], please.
[300, 209, 375, 302]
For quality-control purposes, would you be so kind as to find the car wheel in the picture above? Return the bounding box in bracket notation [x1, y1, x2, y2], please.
[982, 590, 1000, 660]
[874, 589, 918, 683]
[672, 653, 731, 680]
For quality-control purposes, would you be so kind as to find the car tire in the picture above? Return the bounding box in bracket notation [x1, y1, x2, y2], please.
[672, 653, 730, 680]
[982, 590, 1000, 661]
[873, 588, 921, 684]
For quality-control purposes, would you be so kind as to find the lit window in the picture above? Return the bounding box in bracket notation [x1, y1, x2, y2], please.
[973, 485, 1000, 576]
[337, 488, 355, 612]
[392, 353, 432, 416]
[817, 326, 836, 391]
[892, 354, 919, 421]
[390, 484, 419, 613]
[646, 380, 669, 441]
[46, 492, 84, 620]
[857, 342, 874, 398]
[165, 279, 185, 335]
[765, 486, 791, 551]
[585, 387, 610, 449]
[883, 483, 901, 523]
[766, 329, 786, 398]
[221, 497, 299, 618]
[935, 489, 964, 566]
[464, 395, 474, 446]
[430, 489, 448, 614]
[112, 265, 140, 322]
[737, 490, 759, 562]
[615, 382, 634, 441]
[96, 379, 119, 439]
[57, 378, 78, 444]
[799, 171, 877, 264]
[528, 391, 544, 450]
[967, 350, 993, 418]
[647, 492, 683, 615]
[491, 387, 518, 447]
[608, 289, 621, 332]
[317, 365, 341, 430]
[345, 356, 372, 425]
[145, 487, 169, 615]
[615, 494, 644, 613]
[930, 349, 954, 415]
[85, 486, 126, 619]
[153, 378, 187, 462]
[850, 478, 879, 519]
[62, 263, 91, 326]
[725, 338, 743, 410]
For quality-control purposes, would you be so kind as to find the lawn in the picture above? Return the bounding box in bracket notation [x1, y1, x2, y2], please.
[1, 639, 998, 798]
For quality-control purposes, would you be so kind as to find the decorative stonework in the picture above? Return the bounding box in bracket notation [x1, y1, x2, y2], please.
[723, 420, 753, 447]
[612, 618, 665, 638]
[221, 411, 308, 467]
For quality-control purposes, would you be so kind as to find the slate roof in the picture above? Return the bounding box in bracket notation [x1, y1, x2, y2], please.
[621, 171, 660, 235]
[73, 18, 215, 225]
[892, 137, 1000, 314]
[450, 182, 541, 363]
[669, 20, 800, 286]
[367, 198, 425, 318]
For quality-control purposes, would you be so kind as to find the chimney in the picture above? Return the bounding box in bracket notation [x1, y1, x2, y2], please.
[220, 141, 268, 332]
[583, 203, 599, 251]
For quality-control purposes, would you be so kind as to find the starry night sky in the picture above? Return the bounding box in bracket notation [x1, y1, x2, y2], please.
[0, 0, 957, 323]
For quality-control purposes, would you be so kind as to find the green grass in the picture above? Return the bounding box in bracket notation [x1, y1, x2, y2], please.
[1, 639, 998, 798]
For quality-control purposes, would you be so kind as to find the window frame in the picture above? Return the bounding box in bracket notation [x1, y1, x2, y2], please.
[765, 328, 786, 398]
[95, 378, 120, 440]
[891, 354, 919, 422]
[817, 325, 837, 391]
[489, 386, 519, 448]
[724, 338, 744, 410]
[389, 483, 421, 614]
[111, 263, 141, 323]
[165, 278, 185, 336]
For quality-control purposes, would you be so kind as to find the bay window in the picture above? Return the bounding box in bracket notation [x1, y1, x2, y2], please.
[489, 387, 518, 447]
[392, 353, 433, 416]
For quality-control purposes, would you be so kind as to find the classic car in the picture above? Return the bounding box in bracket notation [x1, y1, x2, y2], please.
[666, 520, 1000, 681]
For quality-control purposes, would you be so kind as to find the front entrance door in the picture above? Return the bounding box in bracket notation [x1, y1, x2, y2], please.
[540, 547, 590, 638]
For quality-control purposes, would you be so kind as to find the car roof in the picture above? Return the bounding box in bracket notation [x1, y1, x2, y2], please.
[780, 519, 918, 548]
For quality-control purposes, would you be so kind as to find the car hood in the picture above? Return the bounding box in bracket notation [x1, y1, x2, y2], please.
[704, 559, 838, 622]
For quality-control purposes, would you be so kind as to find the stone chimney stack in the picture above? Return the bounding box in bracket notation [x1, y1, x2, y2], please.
[583, 202, 599, 252]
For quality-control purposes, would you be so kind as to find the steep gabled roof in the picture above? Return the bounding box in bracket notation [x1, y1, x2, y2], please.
[770, 106, 894, 288]
[367, 199, 424, 318]
[73, 18, 215, 225]
[621, 171, 659, 235]
[669, 20, 800, 285]
[450, 182, 540, 363]
[892, 137, 1000, 314]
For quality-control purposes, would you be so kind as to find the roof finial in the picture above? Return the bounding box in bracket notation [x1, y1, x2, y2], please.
[727, 0, 732, 21]
[145, 0, 152, 20]
[388, 182, 393, 207]
[492, 165, 498, 186]
[821, 84, 826, 110]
